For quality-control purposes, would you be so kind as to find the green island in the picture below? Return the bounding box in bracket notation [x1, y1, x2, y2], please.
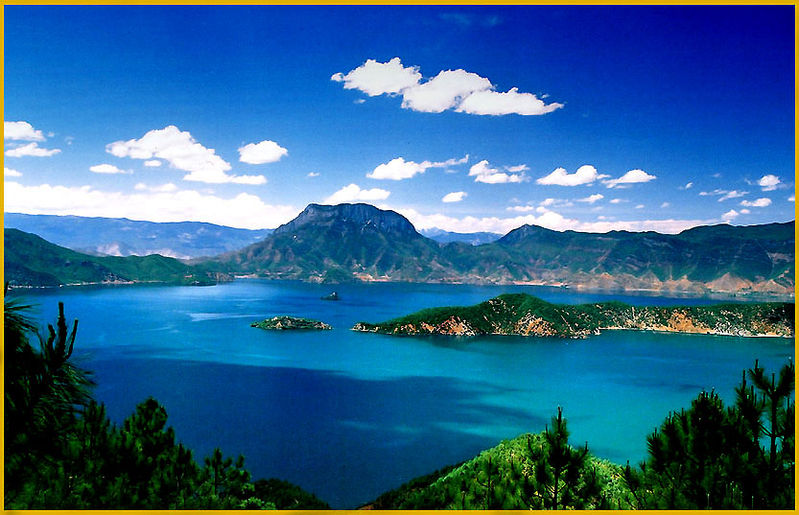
[251, 315, 332, 330]
[352, 293, 794, 338]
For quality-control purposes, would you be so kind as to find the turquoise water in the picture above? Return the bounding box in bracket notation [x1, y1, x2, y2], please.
[18, 280, 793, 508]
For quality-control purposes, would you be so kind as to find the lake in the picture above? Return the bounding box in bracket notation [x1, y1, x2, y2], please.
[17, 280, 794, 508]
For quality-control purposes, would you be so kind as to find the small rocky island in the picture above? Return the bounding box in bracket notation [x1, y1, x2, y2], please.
[352, 293, 794, 339]
[252, 316, 332, 331]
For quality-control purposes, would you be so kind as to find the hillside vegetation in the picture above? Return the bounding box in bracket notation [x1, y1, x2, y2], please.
[4, 229, 224, 287]
[353, 293, 794, 338]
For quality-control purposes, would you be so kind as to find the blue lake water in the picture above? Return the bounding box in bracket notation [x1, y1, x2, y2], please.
[17, 280, 794, 508]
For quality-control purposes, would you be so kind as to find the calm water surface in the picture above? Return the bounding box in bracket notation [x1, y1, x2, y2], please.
[19, 280, 793, 507]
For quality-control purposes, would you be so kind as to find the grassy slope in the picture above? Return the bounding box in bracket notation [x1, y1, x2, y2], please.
[367, 432, 633, 509]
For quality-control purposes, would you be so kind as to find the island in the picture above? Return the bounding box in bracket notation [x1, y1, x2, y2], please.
[251, 316, 332, 331]
[321, 291, 340, 301]
[352, 293, 794, 338]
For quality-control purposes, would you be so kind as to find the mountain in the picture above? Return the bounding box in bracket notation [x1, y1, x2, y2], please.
[215, 203, 453, 282]
[4, 212, 272, 259]
[353, 293, 795, 338]
[207, 205, 794, 295]
[4, 228, 222, 287]
[419, 228, 501, 246]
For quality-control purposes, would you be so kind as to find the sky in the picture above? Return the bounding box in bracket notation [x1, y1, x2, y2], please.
[3, 5, 795, 233]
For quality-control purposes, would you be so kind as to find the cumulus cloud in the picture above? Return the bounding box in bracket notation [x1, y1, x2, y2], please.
[90, 163, 131, 174]
[4, 167, 22, 177]
[4, 121, 46, 141]
[144, 160, 162, 167]
[536, 165, 606, 186]
[577, 194, 604, 204]
[457, 87, 563, 116]
[106, 125, 265, 185]
[442, 191, 467, 203]
[609, 198, 625, 204]
[740, 209, 750, 214]
[324, 183, 391, 204]
[740, 197, 772, 208]
[469, 160, 528, 184]
[722, 209, 739, 222]
[660, 202, 670, 208]
[134, 182, 178, 193]
[505, 164, 529, 173]
[603, 169, 656, 188]
[789, 195, 795, 202]
[307, 172, 320, 178]
[332, 58, 562, 116]
[368, 155, 468, 180]
[757, 174, 781, 191]
[3, 181, 297, 230]
[635, 204, 644, 209]
[396, 206, 710, 235]
[238, 140, 288, 164]
[679, 182, 693, 190]
[506, 205, 537, 213]
[331, 57, 422, 96]
[5, 142, 61, 157]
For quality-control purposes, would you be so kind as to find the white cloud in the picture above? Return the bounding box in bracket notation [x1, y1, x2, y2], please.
[609, 198, 625, 204]
[740, 209, 750, 214]
[718, 190, 747, 201]
[307, 172, 320, 178]
[134, 182, 178, 193]
[635, 204, 644, 209]
[144, 160, 162, 167]
[536, 165, 605, 186]
[722, 209, 739, 222]
[789, 195, 795, 202]
[505, 164, 529, 173]
[4, 121, 45, 141]
[3, 181, 297, 230]
[397, 206, 710, 235]
[331, 57, 422, 96]
[679, 182, 693, 190]
[5, 142, 61, 157]
[89, 163, 131, 175]
[603, 169, 656, 188]
[757, 174, 781, 191]
[739, 197, 772, 208]
[457, 87, 564, 116]
[442, 191, 467, 203]
[660, 202, 670, 208]
[106, 125, 265, 185]
[402, 69, 491, 113]
[324, 183, 391, 204]
[4, 167, 22, 177]
[506, 205, 536, 213]
[577, 194, 604, 204]
[332, 58, 562, 116]
[368, 155, 468, 181]
[469, 160, 528, 184]
[238, 140, 288, 164]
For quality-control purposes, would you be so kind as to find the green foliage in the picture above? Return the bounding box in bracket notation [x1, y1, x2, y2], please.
[623, 360, 795, 509]
[4, 296, 328, 509]
[356, 293, 794, 338]
[4, 228, 221, 287]
[368, 412, 627, 510]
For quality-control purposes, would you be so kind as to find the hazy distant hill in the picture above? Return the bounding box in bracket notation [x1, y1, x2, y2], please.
[210, 203, 794, 295]
[419, 228, 500, 246]
[4, 228, 221, 287]
[4, 212, 272, 258]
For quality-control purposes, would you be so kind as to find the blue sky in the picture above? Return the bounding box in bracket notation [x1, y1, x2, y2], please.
[4, 5, 795, 233]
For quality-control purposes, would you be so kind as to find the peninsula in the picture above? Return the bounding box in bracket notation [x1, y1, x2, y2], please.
[352, 293, 794, 338]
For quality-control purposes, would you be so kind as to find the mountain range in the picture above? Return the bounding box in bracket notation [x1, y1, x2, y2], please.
[4, 203, 795, 295]
[4, 212, 273, 258]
